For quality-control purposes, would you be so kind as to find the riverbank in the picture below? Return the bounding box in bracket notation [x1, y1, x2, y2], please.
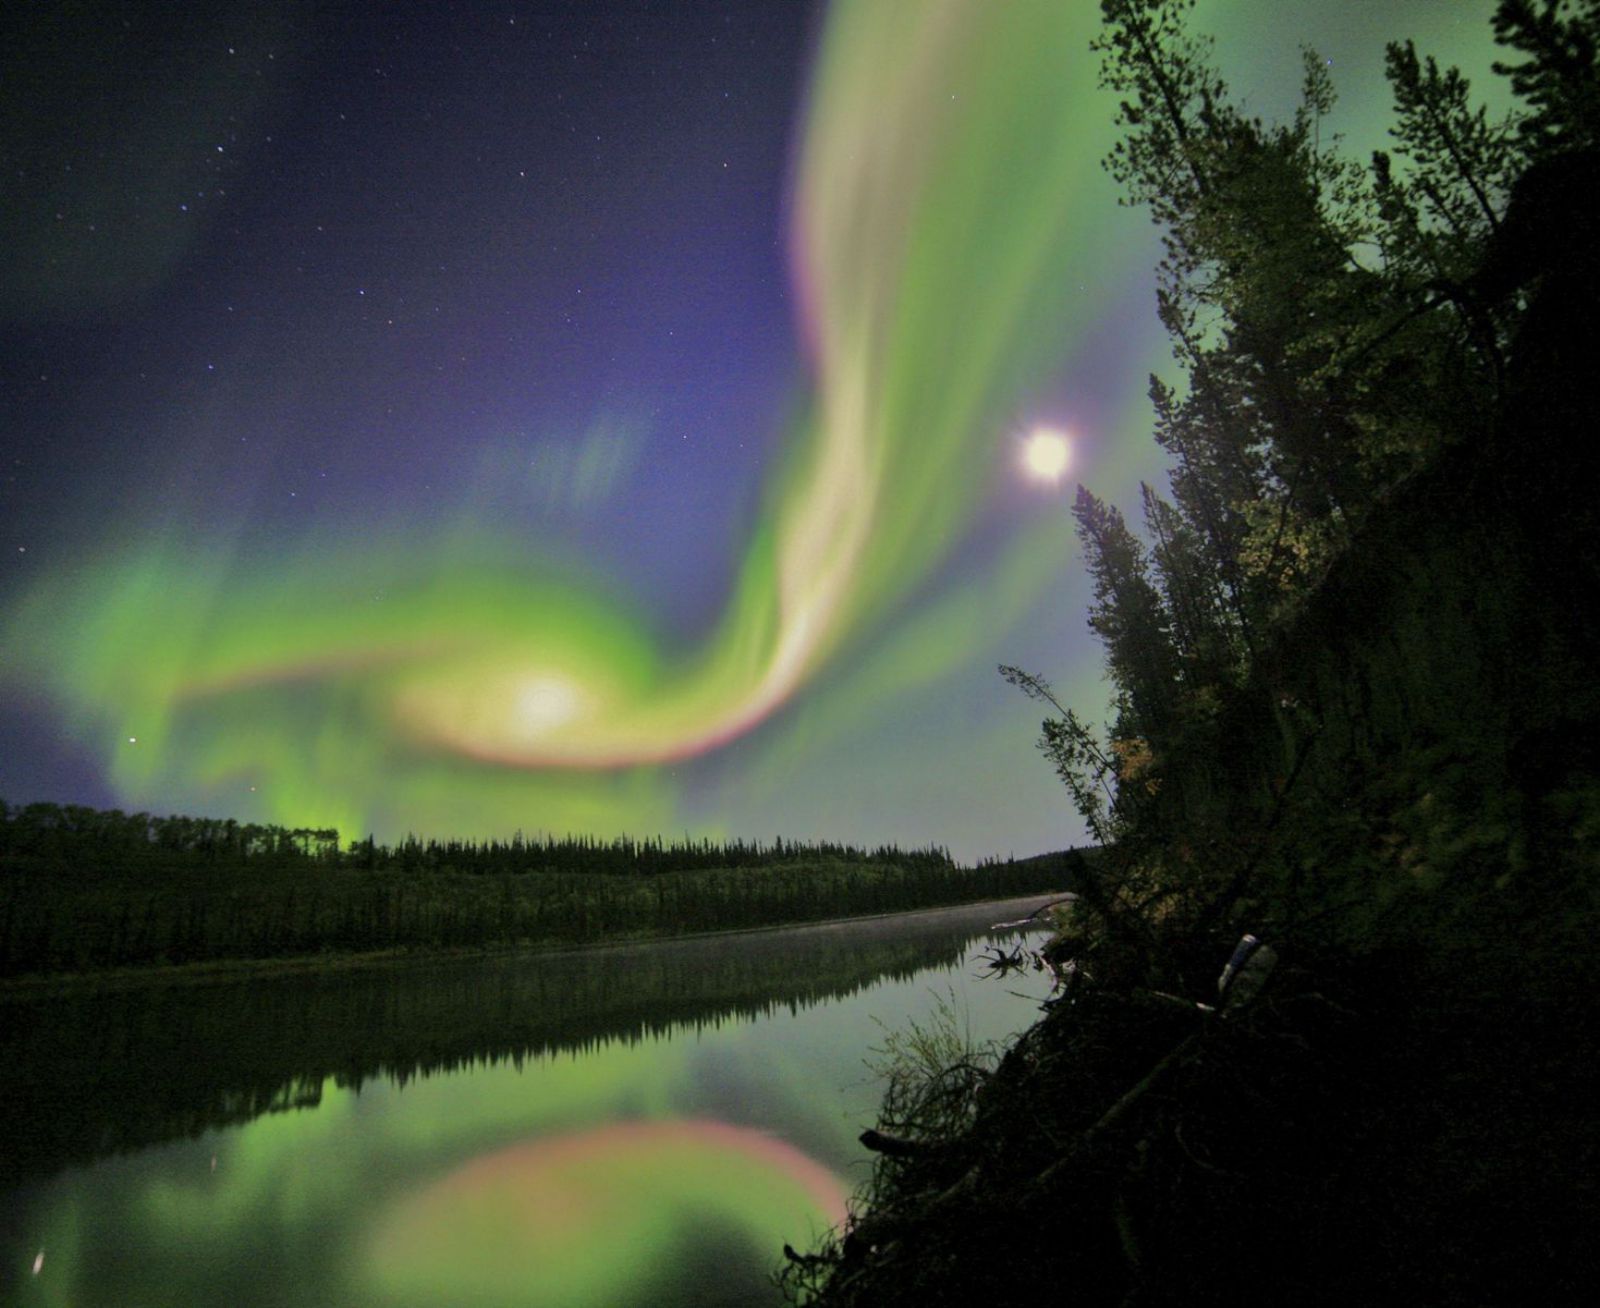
[785, 464, 1600, 1304]
[786, 856, 1600, 1304]
[785, 525, 1600, 1299]
[0, 887, 1070, 999]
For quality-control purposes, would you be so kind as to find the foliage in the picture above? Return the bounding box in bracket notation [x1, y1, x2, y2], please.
[866, 989, 992, 1147]
[999, 666, 1121, 847]
[1493, 0, 1600, 154]
[0, 798, 953, 877]
[1002, 0, 1558, 901]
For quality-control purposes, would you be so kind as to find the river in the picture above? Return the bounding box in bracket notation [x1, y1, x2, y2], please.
[0, 896, 1059, 1307]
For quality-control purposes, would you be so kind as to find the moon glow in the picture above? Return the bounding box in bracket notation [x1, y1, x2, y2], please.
[1022, 428, 1072, 484]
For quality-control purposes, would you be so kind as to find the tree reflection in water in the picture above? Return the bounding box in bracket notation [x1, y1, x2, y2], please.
[0, 897, 1055, 1184]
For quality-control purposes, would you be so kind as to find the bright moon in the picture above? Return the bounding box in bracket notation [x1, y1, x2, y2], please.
[1022, 427, 1071, 484]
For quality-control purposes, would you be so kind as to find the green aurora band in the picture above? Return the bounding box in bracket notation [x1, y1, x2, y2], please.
[3, 1, 1508, 843]
[5, 0, 1105, 839]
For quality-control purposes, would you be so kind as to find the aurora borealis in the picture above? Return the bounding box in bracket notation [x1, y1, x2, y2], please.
[0, 1, 1508, 856]
[363, 1122, 849, 1307]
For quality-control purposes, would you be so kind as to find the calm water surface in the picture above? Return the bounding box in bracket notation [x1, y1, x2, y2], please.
[1, 897, 1058, 1307]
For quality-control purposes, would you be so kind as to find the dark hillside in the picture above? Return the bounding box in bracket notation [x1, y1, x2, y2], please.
[784, 402, 1600, 1306]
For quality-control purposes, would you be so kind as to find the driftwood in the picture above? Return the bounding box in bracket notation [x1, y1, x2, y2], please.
[989, 894, 1077, 929]
[858, 1128, 937, 1159]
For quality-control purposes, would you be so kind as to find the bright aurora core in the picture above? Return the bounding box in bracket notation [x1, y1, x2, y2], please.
[0, 0, 1508, 857]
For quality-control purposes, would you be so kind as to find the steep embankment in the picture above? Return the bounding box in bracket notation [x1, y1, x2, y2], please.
[787, 399, 1600, 1303]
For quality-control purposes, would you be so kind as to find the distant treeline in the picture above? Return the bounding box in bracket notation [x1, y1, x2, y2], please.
[0, 798, 1080, 979]
[0, 798, 954, 876]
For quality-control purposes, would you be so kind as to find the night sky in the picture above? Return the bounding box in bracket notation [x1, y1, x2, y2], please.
[0, 1, 1504, 860]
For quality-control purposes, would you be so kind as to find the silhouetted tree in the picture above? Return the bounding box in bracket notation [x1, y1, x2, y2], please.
[1493, 0, 1600, 154]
